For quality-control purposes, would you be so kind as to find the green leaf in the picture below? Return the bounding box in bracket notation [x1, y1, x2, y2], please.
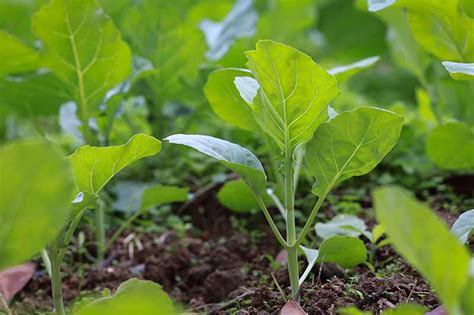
[317, 236, 367, 269]
[69, 134, 161, 195]
[461, 278, 474, 314]
[306, 107, 403, 196]
[217, 179, 261, 212]
[382, 304, 426, 315]
[373, 186, 471, 314]
[338, 307, 371, 315]
[165, 134, 266, 195]
[244, 40, 339, 149]
[426, 122, 474, 171]
[315, 215, 368, 240]
[0, 71, 72, 117]
[0, 31, 39, 77]
[368, 0, 396, 12]
[140, 185, 189, 212]
[328, 56, 380, 83]
[74, 278, 177, 315]
[199, 0, 257, 61]
[442, 61, 474, 81]
[451, 209, 474, 244]
[32, 0, 132, 121]
[204, 68, 257, 131]
[0, 141, 74, 269]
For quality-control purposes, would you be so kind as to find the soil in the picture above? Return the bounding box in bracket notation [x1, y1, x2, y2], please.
[14, 184, 468, 315]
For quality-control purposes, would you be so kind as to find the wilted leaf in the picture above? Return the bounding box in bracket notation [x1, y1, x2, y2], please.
[165, 134, 266, 195]
[74, 278, 176, 315]
[69, 134, 161, 195]
[245, 40, 339, 149]
[0, 141, 74, 269]
[317, 236, 367, 269]
[280, 300, 306, 315]
[373, 186, 471, 314]
[306, 107, 403, 196]
[426, 122, 474, 171]
[0, 263, 35, 302]
[451, 209, 474, 244]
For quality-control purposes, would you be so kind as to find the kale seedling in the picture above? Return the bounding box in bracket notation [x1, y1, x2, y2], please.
[166, 40, 403, 299]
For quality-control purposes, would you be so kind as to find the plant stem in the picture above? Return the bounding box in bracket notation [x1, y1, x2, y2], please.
[294, 189, 330, 247]
[49, 240, 65, 315]
[41, 248, 52, 278]
[283, 147, 299, 300]
[96, 198, 106, 262]
[256, 196, 288, 248]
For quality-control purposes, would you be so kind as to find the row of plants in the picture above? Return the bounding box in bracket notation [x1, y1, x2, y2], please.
[0, 0, 473, 314]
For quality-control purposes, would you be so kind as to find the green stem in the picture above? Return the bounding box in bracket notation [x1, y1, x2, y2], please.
[106, 210, 142, 250]
[96, 199, 106, 262]
[294, 189, 330, 247]
[256, 196, 288, 248]
[41, 248, 52, 278]
[283, 147, 299, 300]
[49, 240, 65, 315]
[59, 208, 87, 261]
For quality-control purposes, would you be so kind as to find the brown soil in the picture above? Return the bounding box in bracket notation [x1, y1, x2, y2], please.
[13, 188, 447, 314]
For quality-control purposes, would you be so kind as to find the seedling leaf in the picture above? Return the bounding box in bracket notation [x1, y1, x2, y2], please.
[306, 107, 403, 196]
[328, 56, 380, 83]
[442, 62, 474, 81]
[74, 278, 176, 315]
[245, 40, 339, 149]
[165, 134, 266, 195]
[317, 236, 367, 269]
[69, 134, 161, 195]
[315, 215, 367, 240]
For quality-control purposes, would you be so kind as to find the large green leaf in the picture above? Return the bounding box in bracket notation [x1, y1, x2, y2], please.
[0, 141, 74, 269]
[317, 236, 367, 269]
[0, 71, 72, 117]
[244, 40, 339, 149]
[373, 186, 471, 314]
[32, 0, 132, 121]
[68, 134, 161, 195]
[0, 31, 39, 77]
[165, 134, 266, 195]
[426, 122, 474, 171]
[204, 68, 257, 131]
[369, 0, 474, 62]
[306, 107, 403, 196]
[75, 278, 176, 315]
